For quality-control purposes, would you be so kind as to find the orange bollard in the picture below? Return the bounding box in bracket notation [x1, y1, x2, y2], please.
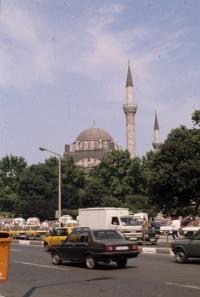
[0, 233, 11, 282]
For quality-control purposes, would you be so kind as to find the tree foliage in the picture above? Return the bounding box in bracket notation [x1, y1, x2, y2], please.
[88, 150, 147, 206]
[143, 125, 200, 216]
[0, 155, 27, 214]
[17, 157, 85, 220]
[192, 110, 200, 127]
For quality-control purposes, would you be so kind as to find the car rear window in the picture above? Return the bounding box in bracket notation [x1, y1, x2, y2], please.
[93, 230, 123, 240]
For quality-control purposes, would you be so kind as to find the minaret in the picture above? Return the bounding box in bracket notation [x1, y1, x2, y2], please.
[152, 112, 161, 150]
[123, 62, 137, 158]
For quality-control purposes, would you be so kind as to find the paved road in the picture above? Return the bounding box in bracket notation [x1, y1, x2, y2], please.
[0, 244, 199, 297]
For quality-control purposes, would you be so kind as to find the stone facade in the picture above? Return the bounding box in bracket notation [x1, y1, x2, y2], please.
[63, 127, 120, 170]
[123, 64, 137, 158]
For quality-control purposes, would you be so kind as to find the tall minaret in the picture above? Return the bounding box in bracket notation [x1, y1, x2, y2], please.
[123, 62, 137, 158]
[152, 112, 161, 150]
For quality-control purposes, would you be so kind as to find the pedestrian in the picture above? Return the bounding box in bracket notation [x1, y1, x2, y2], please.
[172, 216, 181, 240]
[149, 217, 156, 236]
[142, 217, 149, 240]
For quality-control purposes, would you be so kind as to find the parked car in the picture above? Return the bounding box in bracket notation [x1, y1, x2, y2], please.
[180, 224, 200, 237]
[50, 229, 140, 269]
[25, 225, 49, 240]
[42, 227, 73, 251]
[159, 222, 173, 235]
[171, 230, 200, 263]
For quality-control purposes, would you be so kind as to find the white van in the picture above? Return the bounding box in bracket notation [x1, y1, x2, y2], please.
[12, 217, 26, 226]
[60, 215, 73, 226]
[27, 217, 40, 225]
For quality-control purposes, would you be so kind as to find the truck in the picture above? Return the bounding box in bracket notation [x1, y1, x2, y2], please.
[78, 207, 148, 242]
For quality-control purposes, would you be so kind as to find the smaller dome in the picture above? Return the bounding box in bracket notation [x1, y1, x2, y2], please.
[76, 127, 113, 142]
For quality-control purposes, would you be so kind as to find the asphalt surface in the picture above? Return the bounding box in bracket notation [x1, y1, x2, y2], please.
[0, 244, 199, 297]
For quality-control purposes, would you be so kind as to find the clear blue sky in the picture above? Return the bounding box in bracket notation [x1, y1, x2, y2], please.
[0, 0, 199, 164]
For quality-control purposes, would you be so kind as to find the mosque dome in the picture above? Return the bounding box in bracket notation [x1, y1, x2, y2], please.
[76, 127, 113, 142]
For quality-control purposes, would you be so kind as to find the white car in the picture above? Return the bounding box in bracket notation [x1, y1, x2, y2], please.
[159, 224, 173, 235]
[181, 224, 200, 236]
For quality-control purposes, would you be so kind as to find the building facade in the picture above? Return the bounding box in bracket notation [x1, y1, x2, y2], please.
[63, 127, 120, 170]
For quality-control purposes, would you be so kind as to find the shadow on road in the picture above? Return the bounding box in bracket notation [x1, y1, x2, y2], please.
[21, 263, 139, 297]
[21, 276, 114, 297]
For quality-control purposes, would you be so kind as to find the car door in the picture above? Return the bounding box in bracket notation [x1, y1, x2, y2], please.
[51, 228, 68, 245]
[188, 231, 200, 257]
[58, 232, 79, 260]
[72, 232, 91, 260]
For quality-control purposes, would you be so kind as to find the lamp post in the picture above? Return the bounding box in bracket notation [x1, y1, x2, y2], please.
[39, 147, 62, 227]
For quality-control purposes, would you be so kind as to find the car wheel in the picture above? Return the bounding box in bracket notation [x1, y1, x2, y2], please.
[175, 249, 187, 263]
[163, 231, 169, 236]
[43, 242, 50, 252]
[52, 252, 62, 265]
[85, 255, 96, 269]
[116, 259, 127, 268]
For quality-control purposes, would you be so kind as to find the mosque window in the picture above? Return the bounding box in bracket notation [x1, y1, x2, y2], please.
[84, 141, 88, 149]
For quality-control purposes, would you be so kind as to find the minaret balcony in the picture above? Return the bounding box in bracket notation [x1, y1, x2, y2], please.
[123, 104, 137, 114]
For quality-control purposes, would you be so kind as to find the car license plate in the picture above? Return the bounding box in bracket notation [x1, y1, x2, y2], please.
[150, 238, 156, 241]
[115, 246, 129, 251]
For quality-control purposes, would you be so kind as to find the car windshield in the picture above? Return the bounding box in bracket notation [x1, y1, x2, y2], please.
[120, 217, 142, 226]
[93, 230, 123, 240]
[194, 230, 200, 240]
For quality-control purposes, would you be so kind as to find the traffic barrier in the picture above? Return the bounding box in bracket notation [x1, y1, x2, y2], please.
[0, 232, 11, 282]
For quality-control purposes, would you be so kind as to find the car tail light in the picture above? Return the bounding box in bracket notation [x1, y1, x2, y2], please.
[106, 245, 114, 252]
[129, 244, 139, 251]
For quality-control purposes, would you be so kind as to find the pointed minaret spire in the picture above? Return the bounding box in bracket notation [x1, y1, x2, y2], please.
[126, 60, 133, 87]
[153, 111, 161, 150]
[154, 112, 159, 130]
[123, 61, 137, 158]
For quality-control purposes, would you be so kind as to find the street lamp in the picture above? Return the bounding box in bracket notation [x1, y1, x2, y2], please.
[39, 146, 62, 227]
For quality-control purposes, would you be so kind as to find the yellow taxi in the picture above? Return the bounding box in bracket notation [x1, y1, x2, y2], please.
[25, 226, 48, 239]
[1, 226, 26, 238]
[42, 227, 73, 251]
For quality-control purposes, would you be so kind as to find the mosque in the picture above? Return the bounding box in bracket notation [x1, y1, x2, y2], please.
[63, 64, 161, 170]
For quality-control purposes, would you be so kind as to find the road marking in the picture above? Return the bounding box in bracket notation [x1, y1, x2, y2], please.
[19, 240, 30, 245]
[13, 260, 69, 271]
[166, 282, 200, 290]
[11, 248, 21, 252]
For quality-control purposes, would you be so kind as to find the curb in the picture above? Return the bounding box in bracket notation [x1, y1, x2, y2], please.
[11, 240, 173, 255]
[140, 246, 173, 255]
[11, 239, 43, 246]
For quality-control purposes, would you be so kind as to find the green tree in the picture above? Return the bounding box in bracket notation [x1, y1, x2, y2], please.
[143, 124, 200, 216]
[89, 150, 146, 205]
[17, 157, 86, 219]
[0, 155, 27, 214]
[81, 177, 106, 207]
[61, 158, 86, 210]
[123, 194, 158, 217]
[192, 110, 200, 127]
[17, 161, 57, 219]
